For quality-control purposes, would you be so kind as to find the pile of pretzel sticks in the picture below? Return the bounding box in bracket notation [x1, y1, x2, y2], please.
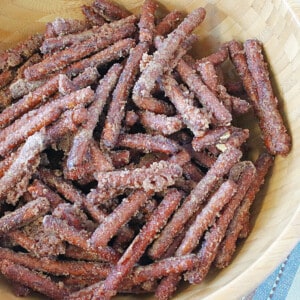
[0, 0, 291, 299]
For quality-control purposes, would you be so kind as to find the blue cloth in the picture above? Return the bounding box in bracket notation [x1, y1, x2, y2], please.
[251, 242, 300, 300]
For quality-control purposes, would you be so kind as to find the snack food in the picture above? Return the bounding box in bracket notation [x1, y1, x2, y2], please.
[0, 0, 292, 299]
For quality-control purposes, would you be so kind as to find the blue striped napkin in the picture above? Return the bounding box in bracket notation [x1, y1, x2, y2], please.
[245, 242, 300, 300]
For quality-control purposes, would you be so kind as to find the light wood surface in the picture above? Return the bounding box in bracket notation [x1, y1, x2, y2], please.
[0, 1, 299, 299]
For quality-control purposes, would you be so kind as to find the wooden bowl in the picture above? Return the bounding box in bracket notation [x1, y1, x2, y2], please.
[0, 1, 299, 299]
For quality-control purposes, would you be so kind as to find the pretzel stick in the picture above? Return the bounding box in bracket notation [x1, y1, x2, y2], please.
[9, 78, 45, 101]
[25, 22, 136, 80]
[176, 180, 237, 255]
[228, 40, 258, 99]
[37, 167, 105, 224]
[102, 43, 148, 148]
[52, 203, 96, 232]
[217, 127, 249, 151]
[7, 230, 46, 257]
[217, 85, 251, 114]
[8, 53, 43, 99]
[45, 18, 89, 38]
[124, 110, 139, 127]
[112, 224, 135, 252]
[192, 126, 249, 153]
[64, 38, 135, 78]
[197, 43, 228, 66]
[37, 168, 82, 203]
[148, 147, 241, 260]
[62, 254, 198, 289]
[192, 127, 230, 151]
[0, 69, 15, 90]
[132, 7, 206, 102]
[161, 73, 210, 136]
[97, 160, 182, 192]
[159, 208, 202, 260]
[176, 58, 232, 125]
[64, 277, 157, 294]
[156, 161, 253, 298]
[89, 142, 114, 173]
[43, 215, 120, 263]
[0, 147, 22, 179]
[129, 254, 198, 286]
[244, 39, 291, 155]
[0, 87, 12, 110]
[7, 228, 66, 259]
[40, 15, 136, 54]
[3, 155, 41, 205]
[109, 150, 130, 168]
[0, 132, 44, 203]
[116, 133, 180, 154]
[0, 34, 43, 71]
[13, 215, 66, 256]
[64, 245, 111, 262]
[0, 75, 60, 128]
[0, 105, 86, 204]
[11, 282, 31, 298]
[44, 23, 58, 39]
[139, 110, 183, 136]
[168, 149, 191, 168]
[42, 28, 96, 54]
[185, 162, 257, 284]
[15, 52, 42, 76]
[90, 189, 150, 248]
[66, 64, 122, 175]
[154, 180, 236, 299]
[86, 186, 123, 209]
[0, 110, 61, 158]
[82, 5, 106, 26]
[183, 144, 217, 169]
[154, 34, 199, 70]
[156, 11, 183, 36]
[45, 106, 88, 141]
[195, 58, 250, 114]
[138, 0, 158, 44]
[113, 284, 158, 295]
[0, 198, 49, 235]
[28, 179, 65, 209]
[155, 273, 181, 300]
[67, 141, 114, 183]
[238, 212, 251, 238]
[224, 80, 244, 96]
[228, 40, 289, 156]
[93, 155, 170, 194]
[72, 67, 100, 90]
[135, 96, 175, 115]
[0, 87, 94, 157]
[182, 161, 204, 182]
[196, 60, 219, 91]
[68, 188, 183, 299]
[92, 0, 131, 21]
[239, 153, 274, 235]
[215, 154, 274, 268]
[0, 247, 111, 278]
[57, 72, 89, 95]
[0, 260, 69, 300]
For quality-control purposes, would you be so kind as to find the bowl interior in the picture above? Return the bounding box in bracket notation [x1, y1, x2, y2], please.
[0, 0, 299, 299]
